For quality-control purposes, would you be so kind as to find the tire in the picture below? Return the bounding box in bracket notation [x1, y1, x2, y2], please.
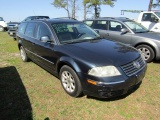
[0, 26, 4, 32]
[136, 45, 155, 63]
[20, 46, 29, 62]
[59, 65, 83, 97]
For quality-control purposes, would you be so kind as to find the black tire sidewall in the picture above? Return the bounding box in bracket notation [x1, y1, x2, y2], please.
[136, 45, 154, 62]
[59, 65, 82, 97]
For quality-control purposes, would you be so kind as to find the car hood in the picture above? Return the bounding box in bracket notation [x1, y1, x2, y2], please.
[61, 39, 140, 67]
[135, 32, 160, 41]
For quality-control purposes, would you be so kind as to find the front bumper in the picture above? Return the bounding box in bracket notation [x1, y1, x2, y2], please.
[79, 65, 147, 98]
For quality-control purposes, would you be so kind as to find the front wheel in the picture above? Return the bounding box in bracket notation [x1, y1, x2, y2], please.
[136, 45, 155, 63]
[0, 26, 4, 32]
[59, 65, 83, 97]
[20, 46, 29, 62]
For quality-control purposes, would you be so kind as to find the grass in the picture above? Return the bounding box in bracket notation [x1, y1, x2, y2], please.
[0, 32, 160, 120]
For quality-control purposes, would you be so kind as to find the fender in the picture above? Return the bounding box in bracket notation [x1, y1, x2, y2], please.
[56, 56, 82, 74]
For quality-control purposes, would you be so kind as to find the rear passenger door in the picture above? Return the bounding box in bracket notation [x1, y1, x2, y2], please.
[92, 20, 110, 39]
[23, 22, 37, 59]
[33, 22, 57, 72]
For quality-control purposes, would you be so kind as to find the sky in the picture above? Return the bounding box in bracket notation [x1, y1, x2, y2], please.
[0, 0, 157, 22]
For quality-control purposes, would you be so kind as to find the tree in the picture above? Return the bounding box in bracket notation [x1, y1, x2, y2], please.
[83, 0, 116, 19]
[152, 0, 160, 8]
[148, 0, 153, 11]
[51, 0, 78, 18]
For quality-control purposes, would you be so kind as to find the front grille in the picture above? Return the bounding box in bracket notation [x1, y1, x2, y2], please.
[121, 57, 146, 76]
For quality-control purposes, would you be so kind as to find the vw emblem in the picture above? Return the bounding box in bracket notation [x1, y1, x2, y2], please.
[133, 61, 141, 69]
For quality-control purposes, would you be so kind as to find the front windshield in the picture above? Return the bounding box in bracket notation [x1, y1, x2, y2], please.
[124, 20, 148, 33]
[154, 12, 160, 17]
[52, 22, 100, 44]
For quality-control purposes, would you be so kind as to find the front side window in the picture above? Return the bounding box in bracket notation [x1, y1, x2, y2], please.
[52, 22, 100, 44]
[35, 23, 52, 40]
[142, 13, 158, 22]
[142, 13, 151, 21]
[18, 23, 27, 34]
[109, 21, 123, 32]
[25, 23, 36, 37]
[124, 20, 148, 33]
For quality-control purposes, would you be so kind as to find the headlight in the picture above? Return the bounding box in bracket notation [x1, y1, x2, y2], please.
[88, 66, 121, 77]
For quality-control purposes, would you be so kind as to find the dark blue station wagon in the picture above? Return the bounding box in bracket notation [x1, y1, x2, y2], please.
[16, 18, 147, 98]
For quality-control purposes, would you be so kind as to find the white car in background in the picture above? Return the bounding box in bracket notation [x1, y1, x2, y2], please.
[0, 17, 7, 32]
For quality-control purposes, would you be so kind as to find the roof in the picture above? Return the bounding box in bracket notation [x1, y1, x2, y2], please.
[84, 17, 131, 22]
[21, 18, 79, 24]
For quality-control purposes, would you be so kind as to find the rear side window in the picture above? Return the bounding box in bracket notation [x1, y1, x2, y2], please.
[18, 23, 27, 34]
[93, 20, 107, 30]
[25, 23, 36, 37]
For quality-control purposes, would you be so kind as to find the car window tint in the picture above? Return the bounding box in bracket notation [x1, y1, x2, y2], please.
[109, 21, 123, 32]
[18, 23, 27, 34]
[93, 20, 107, 30]
[35, 23, 52, 40]
[25, 23, 36, 37]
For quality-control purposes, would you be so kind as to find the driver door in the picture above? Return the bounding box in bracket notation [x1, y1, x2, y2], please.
[106, 20, 132, 45]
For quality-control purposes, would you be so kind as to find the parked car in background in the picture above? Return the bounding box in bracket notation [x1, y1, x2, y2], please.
[16, 18, 147, 98]
[6, 16, 50, 39]
[0, 17, 7, 31]
[136, 11, 160, 33]
[23, 16, 50, 21]
[84, 17, 160, 62]
[7, 22, 20, 39]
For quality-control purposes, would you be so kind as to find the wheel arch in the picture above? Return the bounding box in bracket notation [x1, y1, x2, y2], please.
[134, 42, 157, 59]
[18, 40, 23, 50]
[56, 56, 81, 76]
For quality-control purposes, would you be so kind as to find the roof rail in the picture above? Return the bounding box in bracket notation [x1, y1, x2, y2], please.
[98, 17, 115, 19]
[54, 17, 77, 20]
[116, 17, 129, 19]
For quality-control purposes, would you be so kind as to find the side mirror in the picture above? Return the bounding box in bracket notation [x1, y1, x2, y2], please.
[154, 18, 159, 23]
[151, 18, 159, 23]
[40, 36, 51, 42]
[121, 28, 128, 34]
[95, 29, 100, 34]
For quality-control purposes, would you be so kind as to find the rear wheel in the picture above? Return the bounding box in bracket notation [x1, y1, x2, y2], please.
[20, 46, 29, 62]
[59, 65, 82, 97]
[136, 45, 154, 63]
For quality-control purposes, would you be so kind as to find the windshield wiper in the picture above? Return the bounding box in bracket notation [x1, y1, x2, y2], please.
[61, 36, 102, 44]
[61, 39, 88, 44]
[91, 36, 102, 40]
[135, 31, 149, 33]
